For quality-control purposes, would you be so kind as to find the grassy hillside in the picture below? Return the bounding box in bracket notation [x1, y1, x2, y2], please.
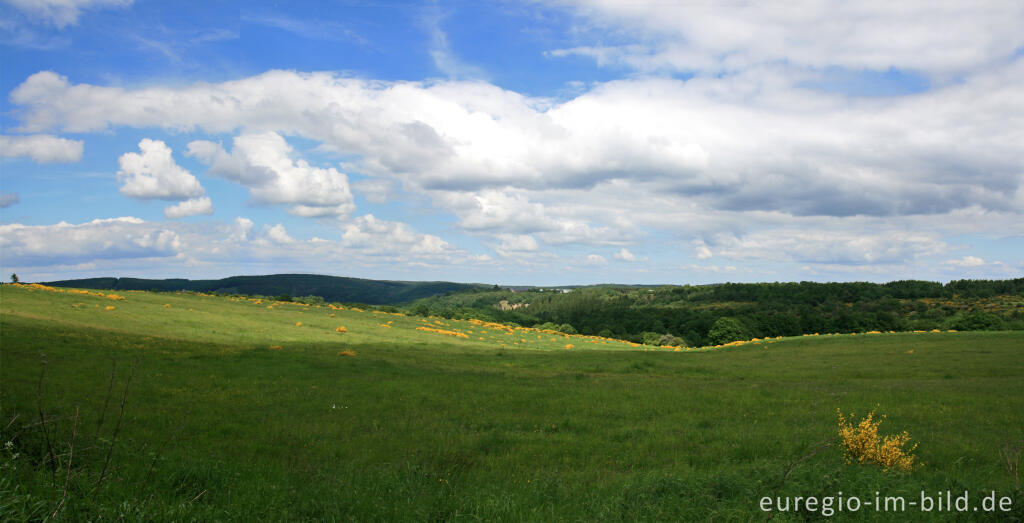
[1, 283, 1022, 521]
[40, 274, 480, 305]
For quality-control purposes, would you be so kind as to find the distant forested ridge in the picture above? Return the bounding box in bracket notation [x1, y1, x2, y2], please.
[39, 275, 1024, 345]
[411, 278, 1024, 347]
[41, 274, 480, 305]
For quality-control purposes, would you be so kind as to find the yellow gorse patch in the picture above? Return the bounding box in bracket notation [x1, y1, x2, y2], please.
[416, 326, 469, 338]
[17, 283, 126, 300]
[837, 408, 918, 472]
[335, 326, 347, 333]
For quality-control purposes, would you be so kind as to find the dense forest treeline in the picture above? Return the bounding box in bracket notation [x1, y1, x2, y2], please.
[413, 278, 1024, 347]
[41, 274, 479, 305]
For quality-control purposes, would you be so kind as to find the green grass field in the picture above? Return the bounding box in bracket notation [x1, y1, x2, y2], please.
[1, 284, 1022, 521]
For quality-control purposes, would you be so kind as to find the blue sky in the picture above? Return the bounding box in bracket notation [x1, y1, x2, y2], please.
[1, 0, 1022, 286]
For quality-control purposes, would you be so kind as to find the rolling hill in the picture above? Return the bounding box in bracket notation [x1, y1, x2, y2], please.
[40, 273, 480, 305]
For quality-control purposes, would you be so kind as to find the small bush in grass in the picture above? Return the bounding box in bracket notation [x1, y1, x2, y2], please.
[837, 408, 918, 472]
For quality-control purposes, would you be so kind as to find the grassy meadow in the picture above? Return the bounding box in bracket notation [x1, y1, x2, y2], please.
[1, 283, 1022, 521]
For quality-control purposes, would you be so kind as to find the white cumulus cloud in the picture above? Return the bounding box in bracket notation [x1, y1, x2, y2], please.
[944, 256, 986, 268]
[187, 132, 355, 217]
[0, 217, 180, 266]
[549, 2, 1024, 76]
[117, 139, 206, 200]
[614, 248, 637, 262]
[264, 223, 294, 244]
[0, 134, 83, 163]
[341, 214, 455, 256]
[164, 196, 214, 219]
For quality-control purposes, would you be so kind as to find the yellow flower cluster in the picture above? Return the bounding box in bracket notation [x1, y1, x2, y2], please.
[335, 326, 347, 333]
[837, 408, 918, 472]
[467, 318, 515, 333]
[16, 283, 126, 300]
[416, 326, 469, 338]
[337, 350, 356, 357]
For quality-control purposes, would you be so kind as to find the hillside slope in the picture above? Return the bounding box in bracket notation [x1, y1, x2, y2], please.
[41, 273, 479, 305]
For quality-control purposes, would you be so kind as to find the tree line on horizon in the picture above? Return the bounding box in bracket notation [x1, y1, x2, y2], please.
[412, 278, 1024, 347]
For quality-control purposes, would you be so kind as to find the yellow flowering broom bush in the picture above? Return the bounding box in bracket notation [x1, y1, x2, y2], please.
[416, 326, 469, 338]
[837, 408, 918, 472]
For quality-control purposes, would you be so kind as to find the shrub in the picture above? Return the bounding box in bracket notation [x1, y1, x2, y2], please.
[707, 317, 746, 345]
[837, 408, 918, 472]
[946, 310, 1004, 331]
[641, 332, 663, 345]
[657, 334, 687, 347]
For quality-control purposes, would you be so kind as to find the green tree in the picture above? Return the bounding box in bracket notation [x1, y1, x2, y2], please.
[9, 273, 18, 284]
[707, 317, 747, 345]
[657, 334, 687, 347]
[557, 323, 577, 335]
[641, 332, 663, 345]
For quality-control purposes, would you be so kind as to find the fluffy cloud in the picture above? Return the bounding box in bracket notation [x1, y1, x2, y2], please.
[351, 178, 392, 204]
[434, 189, 556, 234]
[164, 197, 214, 219]
[944, 256, 986, 268]
[264, 223, 294, 244]
[118, 139, 205, 200]
[493, 234, 543, 259]
[340, 214, 455, 257]
[187, 132, 354, 217]
[613, 248, 637, 262]
[11, 67, 1022, 224]
[549, 2, 1024, 76]
[0, 134, 83, 163]
[0, 217, 180, 266]
[5, 0, 132, 28]
[0, 213, 493, 279]
[5, 12, 1023, 279]
[708, 229, 948, 266]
